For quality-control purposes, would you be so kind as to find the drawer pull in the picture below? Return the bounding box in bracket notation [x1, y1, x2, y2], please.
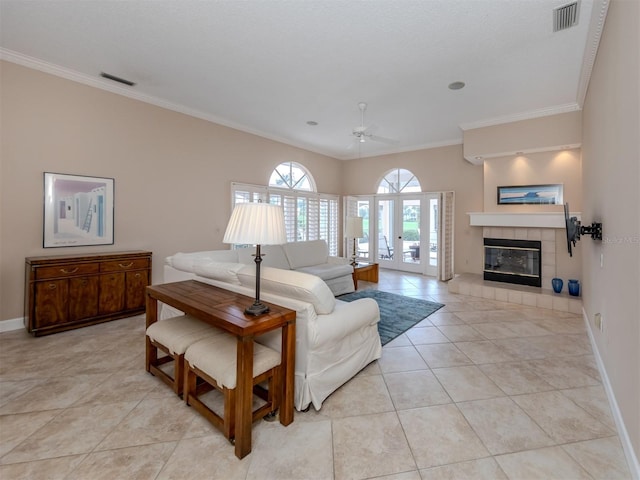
[118, 262, 134, 268]
[48, 283, 57, 289]
[60, 267, 79, 274]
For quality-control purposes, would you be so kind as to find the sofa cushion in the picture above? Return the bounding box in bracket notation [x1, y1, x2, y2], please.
[237, 245, 291, 269]
[237, 265, 336, 314]
[296, 263, 353, 281]
[193, 261, 245, 285]
[282, 240, 329, 269]
[168, 250, 239, 272]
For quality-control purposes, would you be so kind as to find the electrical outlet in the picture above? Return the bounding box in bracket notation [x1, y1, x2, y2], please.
[594, 313, 603, 332]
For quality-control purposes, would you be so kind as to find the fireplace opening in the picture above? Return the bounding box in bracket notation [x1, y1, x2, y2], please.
[484, 238, 542, 287]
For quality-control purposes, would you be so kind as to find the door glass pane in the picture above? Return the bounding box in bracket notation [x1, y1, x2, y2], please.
[429, 197, 438, 267]
[402, 199, 420, 265]
[377, 200, 394, 261]
[357, 200, 370, 261]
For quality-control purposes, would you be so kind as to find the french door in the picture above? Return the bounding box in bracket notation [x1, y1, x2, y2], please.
[375, 194, 438, 275]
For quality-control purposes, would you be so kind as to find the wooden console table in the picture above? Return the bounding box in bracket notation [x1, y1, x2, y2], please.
[25, 251, 151, 336]
[352, 263, 379, 290]
[145, 280, 296, 459]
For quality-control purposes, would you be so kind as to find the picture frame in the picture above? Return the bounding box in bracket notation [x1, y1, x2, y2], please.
[497, 184, 563, 205]
[43, 172, 115, 248]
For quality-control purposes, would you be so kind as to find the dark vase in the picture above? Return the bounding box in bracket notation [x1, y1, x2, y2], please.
[552, 278, 563, 293]
[568, 279, 580, 296]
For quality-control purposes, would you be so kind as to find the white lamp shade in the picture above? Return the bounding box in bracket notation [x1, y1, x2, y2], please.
[345, 216, 364, 238]
[223, 203, 287, 245]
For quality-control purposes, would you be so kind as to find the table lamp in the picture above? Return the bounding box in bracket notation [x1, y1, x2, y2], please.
[223, 202, 287, 315]
[345, 216, 364, 267]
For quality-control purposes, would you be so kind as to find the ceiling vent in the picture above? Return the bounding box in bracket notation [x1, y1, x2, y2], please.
[553, 1, 580, 32]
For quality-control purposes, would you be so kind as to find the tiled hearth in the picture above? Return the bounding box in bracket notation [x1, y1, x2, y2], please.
[448, 273, 582, 314]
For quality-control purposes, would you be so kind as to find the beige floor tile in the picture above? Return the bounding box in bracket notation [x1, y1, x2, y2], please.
[495, 446, 593, 479]
[560, 385, 616, 429]
[385, 333, 413, 347]
[377, 345, 428, 373]
[405, 326, 450, 345]
[315, 374, 395, 418]
[453, 341, 518, 364]
[370, 471, 422, 480]
[526, 357, 602, 389]
[96, 396, 201, 450]
[157, 434, 251, 479]
[66, 442, 176, 480]
[0, 454, 86, 480]
[0, 379, 43, 408]
[0, 374, 112, 415]
[469, 322, 521, 339]
[1, 401, 137, 464]
[333, 412, 416, 480]
[247, 420, 334, 480]
[398, 404, 489, 469]
[457, 397, 554, 455]
[427, 312, 466, 326]
[437, 325, 486, 342]
[415, 343, 472, 369]
[420, 457, 508, 480]
[562, 436, 632, 479]
[432, 366, 505, 402]
[0, 272, 631, 479]
[71, 369, 161, 406]
[512, 391, 614, 443]
[384, 370, 451, 410]
[478, 362, 554, 395]
[0, 410, 61, 457]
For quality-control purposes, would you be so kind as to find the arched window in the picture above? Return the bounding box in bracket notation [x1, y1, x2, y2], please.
[231, 163, 339, 254]
[377, 168, 421, 193]
[269, 162, 315, 192]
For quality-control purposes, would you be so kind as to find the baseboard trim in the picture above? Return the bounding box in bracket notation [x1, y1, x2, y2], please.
[583, 307, 640, 479]
[0, 317, 24, 333]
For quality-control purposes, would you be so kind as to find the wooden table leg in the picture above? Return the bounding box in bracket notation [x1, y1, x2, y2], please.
[145, 292, 158, 373]
[279, 320, 296, 426]
[234, 335, 254, 459]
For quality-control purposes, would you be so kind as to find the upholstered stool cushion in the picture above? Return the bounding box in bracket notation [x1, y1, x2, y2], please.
[185, 334, 281, 389]
[146, 315, 223, 355]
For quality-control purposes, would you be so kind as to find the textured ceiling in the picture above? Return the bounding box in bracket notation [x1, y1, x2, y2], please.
[0, 0, 607, 160]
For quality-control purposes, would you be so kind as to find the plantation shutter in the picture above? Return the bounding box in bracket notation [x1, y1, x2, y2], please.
[438, 191, 455, 281]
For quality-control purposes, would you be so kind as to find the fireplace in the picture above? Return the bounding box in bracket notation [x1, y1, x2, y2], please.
[484, 238, 542, 287]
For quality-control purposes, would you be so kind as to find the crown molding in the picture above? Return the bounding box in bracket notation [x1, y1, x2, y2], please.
[459, 103, 581, 132]
[576, 0, 610, 106]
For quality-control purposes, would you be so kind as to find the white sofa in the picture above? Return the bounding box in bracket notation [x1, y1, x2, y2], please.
[163, 248, 382, 411]
[169, 239, 354, 296]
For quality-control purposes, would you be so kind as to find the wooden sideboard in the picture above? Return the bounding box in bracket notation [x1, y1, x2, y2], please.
[25, 251, 152, 336]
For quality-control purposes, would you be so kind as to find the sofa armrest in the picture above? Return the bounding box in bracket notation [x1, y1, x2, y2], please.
[327, 256, 349, 265]
[307, 298, 380, 348]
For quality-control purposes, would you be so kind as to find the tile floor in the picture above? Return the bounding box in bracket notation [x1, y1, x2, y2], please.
[0, 271, 632, 479]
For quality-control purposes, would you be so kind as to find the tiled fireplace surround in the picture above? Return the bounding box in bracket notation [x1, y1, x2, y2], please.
[448, 226, 583, 315]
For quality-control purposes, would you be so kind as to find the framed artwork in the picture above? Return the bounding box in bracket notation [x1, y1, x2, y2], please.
[43, 172, 114, 248]
[497, 184, 563, 205]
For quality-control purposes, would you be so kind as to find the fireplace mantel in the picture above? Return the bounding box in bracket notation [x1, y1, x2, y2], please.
[468, 212, 581, 229]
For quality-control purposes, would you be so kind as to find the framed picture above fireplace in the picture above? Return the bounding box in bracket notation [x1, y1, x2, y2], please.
[497, 184, 563, 205]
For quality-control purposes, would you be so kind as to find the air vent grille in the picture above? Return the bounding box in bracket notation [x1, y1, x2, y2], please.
[554, 2, 580, 32]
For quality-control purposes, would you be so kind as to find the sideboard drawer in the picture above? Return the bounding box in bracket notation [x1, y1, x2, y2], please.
[35, 263, 100, 280]
[100, 258, 150, 272]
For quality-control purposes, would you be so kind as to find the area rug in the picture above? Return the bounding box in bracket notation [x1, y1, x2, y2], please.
[338, 290, 444, 345]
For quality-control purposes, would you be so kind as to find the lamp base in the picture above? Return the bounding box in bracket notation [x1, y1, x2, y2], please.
[245, 302, 270, 316]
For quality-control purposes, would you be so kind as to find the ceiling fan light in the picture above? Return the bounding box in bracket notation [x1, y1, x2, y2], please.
[359, 136, 365, 143]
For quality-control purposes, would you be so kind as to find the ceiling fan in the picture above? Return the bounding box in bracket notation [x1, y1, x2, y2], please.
[350, 102, 398, 146]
